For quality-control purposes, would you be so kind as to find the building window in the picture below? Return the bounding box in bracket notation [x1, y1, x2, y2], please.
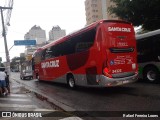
[92, 0, 97, 3]
[91, 4, 97, 7]
[92, 9, 98, 12]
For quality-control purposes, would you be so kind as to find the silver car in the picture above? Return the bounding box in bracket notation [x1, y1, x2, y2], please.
[20, 70, 33, 80]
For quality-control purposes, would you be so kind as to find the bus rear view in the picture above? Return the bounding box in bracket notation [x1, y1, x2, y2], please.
[32, 20, 138, 88]
[99, 21, 138, 86]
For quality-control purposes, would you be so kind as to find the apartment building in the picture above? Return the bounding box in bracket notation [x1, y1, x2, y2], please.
[85, 0, 118, 25]
[24, 25, 47, 45]
[49, 25, 66, 42]
[24, 25, 47, 61]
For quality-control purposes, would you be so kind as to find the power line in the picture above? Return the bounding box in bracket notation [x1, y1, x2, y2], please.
[0, 0, 13, 35]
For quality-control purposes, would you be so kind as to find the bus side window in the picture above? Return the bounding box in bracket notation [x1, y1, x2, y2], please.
[32, 58, 35, 70]
[41, 50, 46, 61]
[45, 47, 52, 59]
[153, 35, 160, 60]
[137, 38, 153, 63]
[75, 29, 96, 53]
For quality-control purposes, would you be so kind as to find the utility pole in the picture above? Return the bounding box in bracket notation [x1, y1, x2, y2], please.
[0, 6, 12, 75]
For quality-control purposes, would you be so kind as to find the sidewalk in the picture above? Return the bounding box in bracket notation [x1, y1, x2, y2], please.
[0, 79, 83, 120]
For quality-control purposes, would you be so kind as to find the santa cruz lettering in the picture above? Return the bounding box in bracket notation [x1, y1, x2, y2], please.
[41, 60, 59, 68]
[108, 27, 131, 32]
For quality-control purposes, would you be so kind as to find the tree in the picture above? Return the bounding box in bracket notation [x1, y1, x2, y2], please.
[108, 0, 160, 30]
[10, 57, 20, 69]
[10, 56, 26, 68]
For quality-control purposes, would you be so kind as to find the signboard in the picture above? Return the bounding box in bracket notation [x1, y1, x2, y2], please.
[26, 55, 32, 61]
[14, 40, 36, 46]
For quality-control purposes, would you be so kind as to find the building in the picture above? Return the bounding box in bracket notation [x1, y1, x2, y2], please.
[24, 25, 47, 45]
[20, 53, 25, 58]
[24, 25, 47, 61]
[85, 0, 119, 25]
[24, 47, 37, 60]
[49, 25, 66, 42]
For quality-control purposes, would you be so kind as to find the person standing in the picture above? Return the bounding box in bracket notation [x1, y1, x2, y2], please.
[0, 69, 8, 95]
[5, 71, 10, 94]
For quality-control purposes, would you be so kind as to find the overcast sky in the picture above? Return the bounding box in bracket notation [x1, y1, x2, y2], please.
[0, 0, 86, 62]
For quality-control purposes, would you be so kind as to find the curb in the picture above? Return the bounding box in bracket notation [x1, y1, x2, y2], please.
[11, 78, 76, 112]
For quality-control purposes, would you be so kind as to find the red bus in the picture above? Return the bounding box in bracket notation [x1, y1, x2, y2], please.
[32, 20, 138, 88]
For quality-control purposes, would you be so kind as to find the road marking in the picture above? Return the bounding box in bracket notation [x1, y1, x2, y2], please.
[8, 94, 28, 97]
[0, 103, 37, 108]
[0, 98, 31, 101]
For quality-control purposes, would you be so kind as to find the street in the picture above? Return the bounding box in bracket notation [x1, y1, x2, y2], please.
[9, 72, 160, 119]
[0, 75, 83, 120]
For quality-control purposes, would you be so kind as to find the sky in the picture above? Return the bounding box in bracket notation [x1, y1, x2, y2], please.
[0, 0, 86, 62]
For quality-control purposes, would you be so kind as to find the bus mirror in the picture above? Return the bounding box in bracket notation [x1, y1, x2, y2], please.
[158, 56, 160, 61]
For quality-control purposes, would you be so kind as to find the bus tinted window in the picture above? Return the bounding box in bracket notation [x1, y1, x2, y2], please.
[34, 50, 44, 64]
[67, 28, 96, 54]
[137, 37, 153, 63]
[47, 28, 96, 58]
[45, 47, 52, 59]
[153, 35, 160, 56]
[75, 28, 96, 52]
[41, 50, 46, 61]
[137, 35, 160, 63]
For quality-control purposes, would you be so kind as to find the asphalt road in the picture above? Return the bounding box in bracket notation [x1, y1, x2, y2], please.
[10, 72, 160, 119]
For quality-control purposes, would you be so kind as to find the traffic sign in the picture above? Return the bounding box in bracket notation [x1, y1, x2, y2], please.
[14, 40, 36, 46]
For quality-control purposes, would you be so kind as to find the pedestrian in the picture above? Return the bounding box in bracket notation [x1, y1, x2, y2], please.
[5, 71, 10, 94]
[0, 68, 8, 95]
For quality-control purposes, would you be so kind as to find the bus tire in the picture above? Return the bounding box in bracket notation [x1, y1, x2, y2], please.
[67, 75, 76, 89]
[143, 66, 160, 83]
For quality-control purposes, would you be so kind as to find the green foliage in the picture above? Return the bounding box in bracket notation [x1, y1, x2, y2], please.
[109, 0, 160, 30]
[10, 56, 26, 69]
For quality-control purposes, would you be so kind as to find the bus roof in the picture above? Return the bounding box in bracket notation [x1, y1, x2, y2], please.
[39, 20, 131, 51]
[136, 29, 160, 40]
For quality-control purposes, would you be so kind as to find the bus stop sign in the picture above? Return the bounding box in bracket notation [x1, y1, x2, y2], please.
[14, 40, 36, 46]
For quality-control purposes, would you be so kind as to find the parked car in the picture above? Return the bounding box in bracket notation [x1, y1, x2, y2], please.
[20, 70, 33, 80]
[0, 67, 5, 71]
[11, 68, 19, 72]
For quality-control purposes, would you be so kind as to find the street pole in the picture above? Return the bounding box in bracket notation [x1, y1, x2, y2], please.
[0, 6, 12, 75]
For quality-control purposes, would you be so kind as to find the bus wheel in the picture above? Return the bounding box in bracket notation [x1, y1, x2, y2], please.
[67, 76, 76, 89]
[143, 67, 160, 83]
